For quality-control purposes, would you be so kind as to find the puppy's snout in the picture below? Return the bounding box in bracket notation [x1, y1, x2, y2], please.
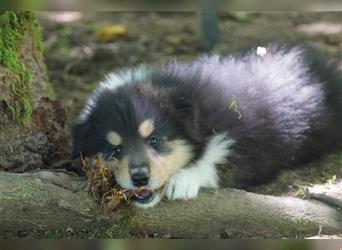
[131, 171, 150, 187]
[130, 163, 150, 187]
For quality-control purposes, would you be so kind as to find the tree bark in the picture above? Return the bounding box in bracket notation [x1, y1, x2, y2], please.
[0, 12, 69, 172]
[1, 171, 341, 238]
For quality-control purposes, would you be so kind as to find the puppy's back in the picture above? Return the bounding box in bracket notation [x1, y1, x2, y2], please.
[152, 44, 342, 186]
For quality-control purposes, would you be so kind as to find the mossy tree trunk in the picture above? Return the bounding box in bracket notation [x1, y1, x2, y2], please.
[0, 12, 69, 172]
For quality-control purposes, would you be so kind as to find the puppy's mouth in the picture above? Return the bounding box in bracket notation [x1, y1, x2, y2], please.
[131, 185, 165, 205]
[132, 188, 154, 204]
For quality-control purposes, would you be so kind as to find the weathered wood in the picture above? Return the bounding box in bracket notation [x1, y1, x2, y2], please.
[0, 171, 341, 238]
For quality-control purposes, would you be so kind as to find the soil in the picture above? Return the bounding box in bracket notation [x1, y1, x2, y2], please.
[38, 12, 342, 123]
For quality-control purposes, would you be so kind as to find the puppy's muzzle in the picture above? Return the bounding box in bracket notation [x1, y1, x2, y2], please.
[130, 164, 150, 187]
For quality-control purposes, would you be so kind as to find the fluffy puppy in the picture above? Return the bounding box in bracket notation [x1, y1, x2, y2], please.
[72, 44, 342, 208]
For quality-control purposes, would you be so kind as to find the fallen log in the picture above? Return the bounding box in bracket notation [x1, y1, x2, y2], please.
[0, 171, 341, 238]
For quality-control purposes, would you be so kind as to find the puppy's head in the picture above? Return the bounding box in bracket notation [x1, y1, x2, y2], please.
[72, 83, 199, 207]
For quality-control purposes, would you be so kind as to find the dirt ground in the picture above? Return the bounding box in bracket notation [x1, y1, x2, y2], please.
[32, 12, 342, 238]
[38, 12, 342, 123]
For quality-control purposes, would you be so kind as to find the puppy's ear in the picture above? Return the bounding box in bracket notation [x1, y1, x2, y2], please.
[71, 121, 88, 159]
[173, 96, 202, 141]
[67, 121, 90, 175]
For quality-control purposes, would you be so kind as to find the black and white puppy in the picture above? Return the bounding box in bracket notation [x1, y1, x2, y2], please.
[72, 44, 342, 208]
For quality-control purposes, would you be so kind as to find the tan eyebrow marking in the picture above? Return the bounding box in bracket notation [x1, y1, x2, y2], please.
[138, 119, 155, 138]
[106, 131, 122, 145]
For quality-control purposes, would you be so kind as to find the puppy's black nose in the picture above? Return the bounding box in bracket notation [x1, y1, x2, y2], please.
[131, 172, 149, 187]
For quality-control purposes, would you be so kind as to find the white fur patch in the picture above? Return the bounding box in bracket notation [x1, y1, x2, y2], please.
[100, 64, 149, 91]
[256, 46, 267, 57]
[166, 133, 235, 200]
[78, 65, 150, 122]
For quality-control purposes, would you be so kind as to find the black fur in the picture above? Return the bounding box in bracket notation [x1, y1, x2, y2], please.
[72, 44, 341, 188]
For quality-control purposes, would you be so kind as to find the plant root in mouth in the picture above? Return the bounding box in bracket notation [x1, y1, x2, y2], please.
[81, 155, 150, 212]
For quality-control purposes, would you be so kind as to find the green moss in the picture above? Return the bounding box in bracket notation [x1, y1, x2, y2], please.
[31, 15, 43, 53]
[0, 13, 20, 69]
[47, 83, 57, 100]
[0, 223, 124, 239]
[0, 12, 42, 125]
[115, 210, 134, 238]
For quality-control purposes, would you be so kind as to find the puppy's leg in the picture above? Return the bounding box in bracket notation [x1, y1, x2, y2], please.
[166, 134, 234, 200]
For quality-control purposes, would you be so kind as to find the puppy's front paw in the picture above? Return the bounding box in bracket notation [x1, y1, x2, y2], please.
[166, 169, 200, 200]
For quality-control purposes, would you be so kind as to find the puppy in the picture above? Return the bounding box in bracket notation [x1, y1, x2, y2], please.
[72, 44, 342, 208]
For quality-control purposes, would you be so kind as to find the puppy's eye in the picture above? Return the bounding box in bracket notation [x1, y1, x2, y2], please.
[105, 145, 122, 160]
[113, 145, 122, 156]
[149, 137, 159, 146]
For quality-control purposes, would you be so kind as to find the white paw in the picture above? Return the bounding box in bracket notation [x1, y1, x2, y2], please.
[166, 169, 200, 200]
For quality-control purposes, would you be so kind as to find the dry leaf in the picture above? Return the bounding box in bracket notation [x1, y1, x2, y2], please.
[97, 25, 128, 42]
